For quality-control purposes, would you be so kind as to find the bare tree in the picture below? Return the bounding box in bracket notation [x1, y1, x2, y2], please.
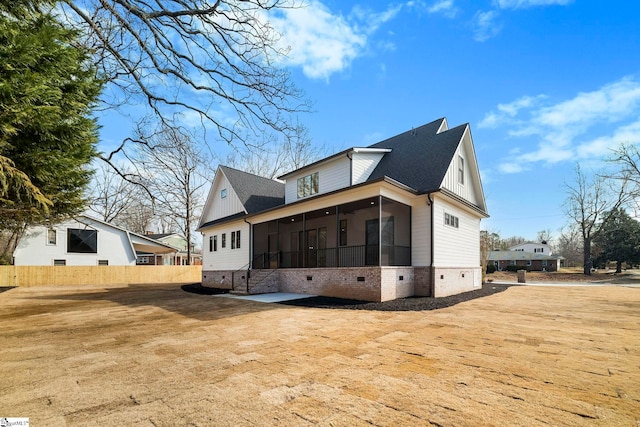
[536, 229, 553, 244]
[563, 164, 630, 275]
[224, 122, 322, 179]
[129, 126, 209, 264]
[557, 224, 583, 268]
[112, 199, 156, 234]
[86, 162, 144, 223]
[57, 0, 310, 165]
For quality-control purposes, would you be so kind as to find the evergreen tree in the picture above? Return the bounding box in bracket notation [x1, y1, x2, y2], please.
[0, 2, 103, 263]
[593, 208, 640, 273]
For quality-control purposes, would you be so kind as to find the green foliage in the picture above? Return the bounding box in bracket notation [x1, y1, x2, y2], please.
[593, 208, 640, 272]
[485, 264, 497, 274]
[505, 265, 530, 272]
[0, 4, 103, 230]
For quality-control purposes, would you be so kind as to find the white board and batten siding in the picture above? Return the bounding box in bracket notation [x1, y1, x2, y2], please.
[284, 155, 351, 204]
[432, 196, 480, 268]
[440, 127, 481, 207]
[201, 220, 250, 270]
[200, 170, 246, 225]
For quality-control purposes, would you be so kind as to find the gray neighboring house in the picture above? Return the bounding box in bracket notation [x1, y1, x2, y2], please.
[198, 118, 489, 302]
[487, 251, 564, 272]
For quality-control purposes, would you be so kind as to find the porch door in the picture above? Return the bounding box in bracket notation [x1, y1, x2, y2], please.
[318, 227, 327, 267]
[306, 229, 317, 268]
[290, 232, 300, 268]
[365, 219, 379, 266]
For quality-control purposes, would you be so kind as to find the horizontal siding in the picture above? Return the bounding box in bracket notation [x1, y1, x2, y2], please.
[411, 196, 431, 266]
[433, 197, 480, 267]
[351, 152, 385, 185]
[202, 220, 250, 270]
[285, 156, 351, 204]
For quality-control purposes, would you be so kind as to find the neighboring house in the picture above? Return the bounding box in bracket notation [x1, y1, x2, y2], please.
[486, 251, 564, 272]
[143, 233, 202, 265]
[509, 241, 553, 255]
[198, 118, 489, 301]
[13, 215, 177, 266]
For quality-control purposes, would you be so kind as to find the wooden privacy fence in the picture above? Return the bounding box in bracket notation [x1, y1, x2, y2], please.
[0, 265, 202, 287]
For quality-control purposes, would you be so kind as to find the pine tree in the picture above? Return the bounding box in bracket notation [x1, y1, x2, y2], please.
[0, 2, 103, 263]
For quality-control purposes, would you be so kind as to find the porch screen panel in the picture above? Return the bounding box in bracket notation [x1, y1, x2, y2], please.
[381, 197, 411, 266]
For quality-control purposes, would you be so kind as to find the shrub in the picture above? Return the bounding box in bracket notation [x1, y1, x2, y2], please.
[486, 264, 497, 274]
[505, 265, 530, 272]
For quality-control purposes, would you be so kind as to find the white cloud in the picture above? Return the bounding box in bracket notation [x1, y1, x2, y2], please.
[482, 75, 640, 173]
[493, 0, 573, 9]
[479, 95, 547, 128]
[472, 10, 502, 42]
[427, 0, 458, 18]
[270, 1, 409, 81]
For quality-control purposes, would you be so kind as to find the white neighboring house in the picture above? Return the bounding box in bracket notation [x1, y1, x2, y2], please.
[199, 118, 489, 301]
[509, 242, 553, 255]
[13, 215, 177, 266]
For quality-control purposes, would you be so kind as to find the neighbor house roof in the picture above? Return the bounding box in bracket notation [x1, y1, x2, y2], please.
[487, 251, 564, 261]
[367, 118, 466, 194]
[220, 166, 285, 214]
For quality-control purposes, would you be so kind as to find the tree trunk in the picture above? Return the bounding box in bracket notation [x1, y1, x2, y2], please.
[583, 236, 592, 275]
[616, 260, 623, 273]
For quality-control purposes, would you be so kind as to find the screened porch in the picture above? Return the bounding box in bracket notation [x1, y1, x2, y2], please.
[251, 196, 411, 269]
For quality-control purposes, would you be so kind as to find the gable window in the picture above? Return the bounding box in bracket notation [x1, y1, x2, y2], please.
[444, 212, 459, 228]
[47, 228, 57, 245]
[458, 156, 464, 185]
[297, 172, 319, 198]
[221, 188, 227, 198]
[222, 233, 226, 248]
[67, 228, 97, 253]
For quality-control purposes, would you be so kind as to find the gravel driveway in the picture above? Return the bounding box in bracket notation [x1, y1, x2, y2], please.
[1, 283, 638, 426]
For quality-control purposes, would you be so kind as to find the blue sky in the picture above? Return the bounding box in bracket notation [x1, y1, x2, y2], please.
[97, 0, 640, 241]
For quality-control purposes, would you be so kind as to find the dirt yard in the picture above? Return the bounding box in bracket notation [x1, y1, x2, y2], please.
[1, 283, 639, 426]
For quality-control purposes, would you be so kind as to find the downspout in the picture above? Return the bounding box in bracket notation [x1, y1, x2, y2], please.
[427, 193, 435, 297]
[347, 152, 353, 186]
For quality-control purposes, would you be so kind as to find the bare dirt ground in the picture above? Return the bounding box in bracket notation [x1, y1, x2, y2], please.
[1, 283, 639, 426]
[487, 268, 640, 284]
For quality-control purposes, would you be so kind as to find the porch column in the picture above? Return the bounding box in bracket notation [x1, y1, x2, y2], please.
[378, 195, 382, 267]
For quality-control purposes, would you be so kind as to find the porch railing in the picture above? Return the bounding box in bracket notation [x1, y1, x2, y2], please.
[253, 245, 410, 269]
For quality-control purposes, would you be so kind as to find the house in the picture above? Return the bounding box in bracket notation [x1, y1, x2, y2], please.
[509, 241, 553, 255]
[143, 233, 202, 265]
[486, 242, 563, 272]
[13, 215, 177, 266]
[487, 251, 563, 272]
[198, 118, 489, 301]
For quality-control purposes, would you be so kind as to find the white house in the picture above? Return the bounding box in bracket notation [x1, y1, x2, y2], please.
[13, 215, 177, 266]
[509, 241, 553, 255]
[198, 118, 489, 301]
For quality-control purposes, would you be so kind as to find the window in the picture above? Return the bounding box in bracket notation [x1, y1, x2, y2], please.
[339, 219, 347, 246]
[47, 228, 57, 245]
[209, 236, 213, 252]
[137, 256, 150, 264]
[98, 260, 109, 266]
[222, 233, 226, 248]
[458, 156, 464, 185]
[221, 188, 227, 198]
[297, 172, 319, 198]
[534, 248, 544, 253]
[444, 212, 459, 228]
[236, 230, 241, 249]
[231, 231, 235, 249]
[510, 260, 516, 266]
[214, 235, 218, 251]
[542, 260, 548, 266]
[526, 260, 532, 266]
[67, 229, 97, 253]
[53, 259, 66, 266]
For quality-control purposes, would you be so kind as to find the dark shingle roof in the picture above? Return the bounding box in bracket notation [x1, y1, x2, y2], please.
[367, 118, 466, 194]
[220, 166, 285, 214]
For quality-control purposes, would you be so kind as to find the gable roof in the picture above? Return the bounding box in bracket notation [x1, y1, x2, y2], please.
[367, 118, 467, 194]
[219, 166, 285, 214]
